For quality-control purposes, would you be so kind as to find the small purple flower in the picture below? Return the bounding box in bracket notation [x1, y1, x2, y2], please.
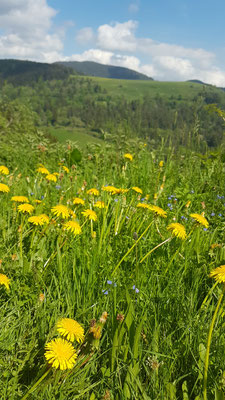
[102, 289, 109, 295]
[168, 196, 172, 200]
[218, 213, 222, 217]
[55, 185, 61, 190]
[211, 213, 215, 216]
[30, 192, 34, 196]
[167, 203, 172, 207]
[41, 195, 44, 199]
[132, 285, 139, 293]
[107, 280, 112, 285]
[203, 228, 208, 231]
[114, 199, 118, 202]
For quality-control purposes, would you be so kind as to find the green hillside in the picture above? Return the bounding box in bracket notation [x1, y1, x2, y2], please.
[56, 60, 152, 80]
[74, 76, 222, 102]
[48, 126, 103, 146]
[0, 59, 76, 85]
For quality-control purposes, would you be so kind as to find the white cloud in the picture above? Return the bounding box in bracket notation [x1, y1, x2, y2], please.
[70, 20, 225, 86]
[62, 48, 140, 71]
[0, 0, 63, 62]
[97, 20, 137, 52]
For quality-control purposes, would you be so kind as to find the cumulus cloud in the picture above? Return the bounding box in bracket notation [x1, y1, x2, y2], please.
[2, 3, 225, 87]
[0, 0, 63, 62]
[62, 48, 140, 71]
[70, 20, 225, 86]
[97, 20, 137, 52]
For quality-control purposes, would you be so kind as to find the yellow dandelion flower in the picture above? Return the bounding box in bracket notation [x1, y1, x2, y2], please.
[39, 214, 49, 224]
[37, 167, 50, 175]
[33, 199, 42, 204]
[185, 200, 191, 208]
[46, 174, 57, 182]
[137, 202, 149, 209]
[57, 318, 84, 343]
[148, 204, 167, 218]
[159, 161, 164, 167]
[92, 325, 102, 340]
[39, 293, 45, 302]
[101, 185, 117, 194]
[0, 183, 10, 193]
[210, 265, 225, 283]
[124, 153, 133, 161]
[154, 193, 158, 200]
[94, 201, 105, 209]
[190, 213, 209, 228]
[44, 338, 77, 370]
[62, 166, 69, 173]
[0, 166, 9, 175]
[73, 197, 85, 205]
[53, 172, 59, 176]
[11, 196, 29, 203]
[69, 210, 76, 218]
[81, 209, 97, 221]
[113, 188, 129, 195]
[51, 205, 70, 219]
[63, 221, 81, 236]
[0, 273, 10, 290]
[132, 187, 143, 194]
[87, 188, 100, 196]
[18, 203, 34, 214]
[28, 214, 49, 226]
[167, 223, 187, 240]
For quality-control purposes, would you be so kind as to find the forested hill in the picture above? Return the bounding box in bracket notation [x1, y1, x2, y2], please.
[0, 59, 76, 85]
[56, 60, 152, 80]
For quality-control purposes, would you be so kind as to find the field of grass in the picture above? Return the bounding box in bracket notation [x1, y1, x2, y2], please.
[48, 126, 103, 146]
[72, 75, 223, 102]
[0, 138, 225, 399]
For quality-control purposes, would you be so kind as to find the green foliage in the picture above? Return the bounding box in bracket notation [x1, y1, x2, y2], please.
[1, 73, 225, 149]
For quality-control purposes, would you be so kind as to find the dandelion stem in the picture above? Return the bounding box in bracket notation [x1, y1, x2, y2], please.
[203, 284, 225, 400]
[140, 237, 171, 264]
[21, 367, 52, 400]
[112, 220, 153, 276]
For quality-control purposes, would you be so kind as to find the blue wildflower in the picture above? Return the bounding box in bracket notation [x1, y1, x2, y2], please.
[132, 285, 139, 293]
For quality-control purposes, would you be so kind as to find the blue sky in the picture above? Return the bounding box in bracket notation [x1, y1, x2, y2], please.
[1, 0, 225, 85]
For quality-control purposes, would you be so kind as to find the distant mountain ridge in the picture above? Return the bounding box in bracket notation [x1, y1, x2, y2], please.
[0, 59, 76, 85]
[56, 60, 153, 81]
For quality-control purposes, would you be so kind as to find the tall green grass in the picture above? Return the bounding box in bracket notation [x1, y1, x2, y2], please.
[0, 139, 225, 399]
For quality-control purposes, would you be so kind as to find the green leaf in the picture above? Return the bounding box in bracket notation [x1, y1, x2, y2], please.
[68, 147, 82, 165]
[215, 388, 225, 400]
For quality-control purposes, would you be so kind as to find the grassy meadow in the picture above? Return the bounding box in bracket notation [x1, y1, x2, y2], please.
[71, 76, 222, 102]
[48, 126, 103, 147]
[0, 137, 225, 400]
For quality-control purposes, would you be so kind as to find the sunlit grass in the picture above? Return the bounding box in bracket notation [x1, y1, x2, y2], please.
[0, 139, 225, 399]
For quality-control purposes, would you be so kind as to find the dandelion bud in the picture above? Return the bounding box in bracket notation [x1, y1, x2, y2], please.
[116, 313, 124, 323]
